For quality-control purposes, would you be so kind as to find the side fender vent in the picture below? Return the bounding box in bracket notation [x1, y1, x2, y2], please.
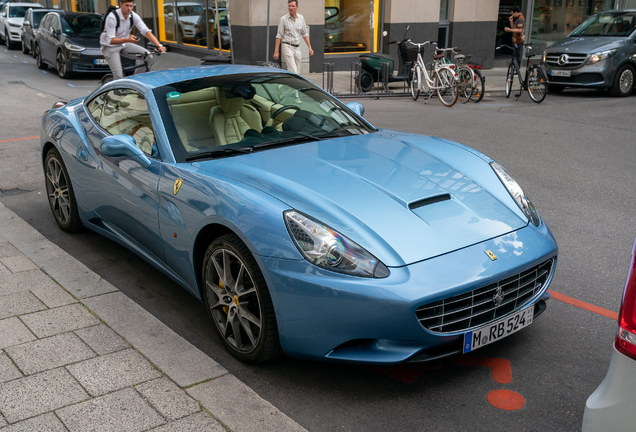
[409, 194, 451, 210]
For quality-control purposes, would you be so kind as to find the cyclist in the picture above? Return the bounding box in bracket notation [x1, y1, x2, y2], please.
[99, 0, 166, 80]
[504, 6, 525, 70]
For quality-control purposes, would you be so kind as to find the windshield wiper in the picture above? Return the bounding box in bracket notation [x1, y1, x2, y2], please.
[252, 132, 348, 149]
[185, 146, 253, 161]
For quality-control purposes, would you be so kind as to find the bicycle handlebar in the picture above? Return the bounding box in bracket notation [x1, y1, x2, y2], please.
[496, 44, 533, 50]
[407, 40, 436, 47]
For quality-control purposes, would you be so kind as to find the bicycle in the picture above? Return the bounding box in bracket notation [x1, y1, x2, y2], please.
[496, 44, 548, 103]
[408, 41, 459, 107]
[100, 47, 165, 85]
[438, 47, 475, 103]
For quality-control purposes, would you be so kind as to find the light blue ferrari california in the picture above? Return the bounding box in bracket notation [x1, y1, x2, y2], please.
[41, 65, 557, 364]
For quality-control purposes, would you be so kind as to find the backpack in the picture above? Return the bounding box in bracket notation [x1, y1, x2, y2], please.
[100, 5, 134, 33]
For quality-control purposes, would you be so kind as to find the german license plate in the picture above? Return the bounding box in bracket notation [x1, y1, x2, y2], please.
[94, 59, 108, 65]
[550, 70, 571, 77]
[463, 306, 534, 353]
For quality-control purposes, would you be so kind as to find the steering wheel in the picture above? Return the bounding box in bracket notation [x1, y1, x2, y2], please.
[270, 105, 301, 121]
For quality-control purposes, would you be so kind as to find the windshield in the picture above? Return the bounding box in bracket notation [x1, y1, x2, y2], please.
[32, 10, 49, 27]
[8, 6, 31, 18]
[154, 72, 375, 162]
[61, 14, 102, 35]
[570, 12, 636, 37]
[177, 5, 202, 17]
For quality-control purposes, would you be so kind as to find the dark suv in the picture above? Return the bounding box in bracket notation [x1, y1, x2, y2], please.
[542, 10, 636, 97]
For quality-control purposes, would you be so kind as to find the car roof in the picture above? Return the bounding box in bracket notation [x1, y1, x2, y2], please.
[6, 2, 44, 6]
[102, 65, 295, 90]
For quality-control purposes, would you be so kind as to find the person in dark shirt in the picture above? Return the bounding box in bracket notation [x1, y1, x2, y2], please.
[504, 6, 525, 69]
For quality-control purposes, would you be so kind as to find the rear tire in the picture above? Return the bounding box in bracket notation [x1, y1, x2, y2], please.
[470, 69, 485, 102]
[35, 45, 48, 70]
[505, 64, 514, 98]
[527, 66, 548, 103]
[457, 67, 474, 103]
[609, 64, 635, 97]
[410, 66, 421, 101]
[435, 68, 458, 107]
[202, 234, 281, 363]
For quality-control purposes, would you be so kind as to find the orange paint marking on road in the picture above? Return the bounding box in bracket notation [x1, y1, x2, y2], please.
[0, 136, 40, 143]
[452, 356, 512, 384]
[487, 389, 525, 410]
[549, 289, 618, 321]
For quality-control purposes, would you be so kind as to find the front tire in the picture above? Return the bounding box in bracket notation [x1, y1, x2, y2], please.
[56, 51, 73, 79]
[202, 234, 281, 363]
[435, 68, 458, 107]
[609, 64, 635, 97]
[21, 37, 29, 54]
[410, 66, 421, 101]
[35, 45, 48, 70]
[44, 149, 83, 232]
[356, 70, 374, 92]
[5, 27, 14, 49]
[505, 64, 514, 98]
[527, 66, 548, 103]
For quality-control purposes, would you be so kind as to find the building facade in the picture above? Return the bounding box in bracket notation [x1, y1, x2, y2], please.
[45, 0, 636, 71]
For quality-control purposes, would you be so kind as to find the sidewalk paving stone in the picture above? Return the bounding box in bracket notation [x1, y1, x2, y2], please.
[55, 387, 165, 432]
[0, 317, 36, 349]
[187, 374, 308, 432]
[29, 283, 76, 309]
[0, 270, 60, 296]
[74, 324, 131, 355]
[0, 352, 22, 383]
[0, 242, 20, 259]
[0, 367, 89, 423]
[0, 255, 38, 273]
[19, 303, 100, 338]
[0, 413, 66, 431]
[0, 416, 5, 427]
[66, 348, 162, 397]
[136, 377, 200, 421]
[149, 411, 226, 432]
[0, 262, 10, 276]
[83, 292, 227, 387]
[5, 333, 95, 375]
[0, 291, 46, 320]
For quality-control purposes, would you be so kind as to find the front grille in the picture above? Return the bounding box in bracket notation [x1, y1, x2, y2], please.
[545, 52, 588, 68]
[416, 259, 554, 334]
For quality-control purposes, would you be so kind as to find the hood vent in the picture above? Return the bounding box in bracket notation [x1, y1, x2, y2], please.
[409, 194, 451, 210]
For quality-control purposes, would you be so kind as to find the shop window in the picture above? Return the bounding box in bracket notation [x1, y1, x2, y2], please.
[158, 0, 229, 51]
[530, 0, 615, 54]
[324, 0, 370, 53]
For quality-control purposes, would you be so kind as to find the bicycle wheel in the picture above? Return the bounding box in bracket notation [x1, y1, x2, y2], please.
[527, 66, 548, 103]
[470, 69, 485, 103]
[457, 67, 473, 103]
[435, 68, 459, 107]
[505, 64, 514, 98]
[410, 66, 421, 101]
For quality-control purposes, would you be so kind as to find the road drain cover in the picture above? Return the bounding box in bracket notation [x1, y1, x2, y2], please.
[0, 189, 27, 196]
[7, 81, 24, 85]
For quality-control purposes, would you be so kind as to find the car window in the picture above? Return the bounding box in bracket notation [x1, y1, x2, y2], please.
[571, 12, 636, 37]
[61, 14, 102, 35]
[32, 11, 48, 28]
[50, 15, 60, 32]
[8, 6, 30, 18]
[92, 89, 158, 158]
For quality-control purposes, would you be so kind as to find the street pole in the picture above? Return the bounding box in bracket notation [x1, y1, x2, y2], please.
[266, 0, 270, 62]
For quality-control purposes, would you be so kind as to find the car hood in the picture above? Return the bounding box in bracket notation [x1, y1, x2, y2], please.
[7, 17, 24, 26]
[546, 36, 625, 53]
[178, 16, 198, 25]
[193, 131, 527, 266]
[65, 34, 101, 49]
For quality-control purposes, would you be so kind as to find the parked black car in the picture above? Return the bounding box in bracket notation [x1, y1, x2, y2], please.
[21, 7, 57, 56]
[34, 11, 134, 79]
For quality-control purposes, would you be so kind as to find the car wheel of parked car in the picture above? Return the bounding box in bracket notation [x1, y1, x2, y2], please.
[35, 45, 48, 70]
[56, 51, 72, 79]
[44, 149, 83, 233]
[610, 64, 635, 97]
[202, 234, 281, 363]
[548, 84, 565, 93]
[21, 38, 29, 55]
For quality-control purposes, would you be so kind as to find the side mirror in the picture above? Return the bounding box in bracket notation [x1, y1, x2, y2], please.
[100, 135, 151, 168]
[346, 101, 365, 117]
[23, 20, 30, 26]
[167, 12, 174, 18]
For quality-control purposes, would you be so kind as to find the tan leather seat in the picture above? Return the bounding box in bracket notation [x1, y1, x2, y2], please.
[209, 90, 261, 146]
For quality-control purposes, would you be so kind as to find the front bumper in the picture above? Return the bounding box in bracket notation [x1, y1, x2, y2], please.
[583, 346, 636, 432]
[544, 57, 614, 88]
[66, 48, 135, 73]
[7, 27, 22, 42]
[262, 222, 558, 364]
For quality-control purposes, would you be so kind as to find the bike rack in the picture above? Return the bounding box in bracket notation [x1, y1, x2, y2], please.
[319, 62, 414, 99]
[323, 62, 335, 94]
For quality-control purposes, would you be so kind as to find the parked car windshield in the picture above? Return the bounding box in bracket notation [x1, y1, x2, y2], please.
[61, 14, 102, 35]
[32, 10, 50, 28]
[570, 11, 636, 37]
[153, 72, 375, 162]
[8, 6, 31, 18]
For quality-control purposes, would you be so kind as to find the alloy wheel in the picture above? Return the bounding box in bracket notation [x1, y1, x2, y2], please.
[45, 156, 72, 226]
[619, 68, 634, 95]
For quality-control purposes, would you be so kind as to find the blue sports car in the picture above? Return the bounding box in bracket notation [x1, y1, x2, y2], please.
[41, 65, 558, 364]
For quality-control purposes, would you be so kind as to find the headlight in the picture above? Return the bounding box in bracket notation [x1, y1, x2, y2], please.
[490, 162, 540, 227]
[588, 49, 617, 64]
[284, 210, 390, 278]
[542, 50, 547, 63]
[64, 42, 86, 52]
[9, 22, 21, 28]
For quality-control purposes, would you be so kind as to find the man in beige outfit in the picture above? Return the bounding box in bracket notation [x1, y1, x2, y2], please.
[273, 0, 314, 74]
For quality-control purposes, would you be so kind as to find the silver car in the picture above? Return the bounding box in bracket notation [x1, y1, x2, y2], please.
[542, 10, 636, 97]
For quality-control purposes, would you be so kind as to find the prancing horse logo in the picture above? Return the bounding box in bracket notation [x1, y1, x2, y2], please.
[173, 178, 183, 195]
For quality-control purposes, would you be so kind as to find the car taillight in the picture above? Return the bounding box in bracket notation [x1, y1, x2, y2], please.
[615, 237, 636, 360]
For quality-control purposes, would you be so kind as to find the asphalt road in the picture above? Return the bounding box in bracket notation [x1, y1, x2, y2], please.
[1, 46, 634, 432]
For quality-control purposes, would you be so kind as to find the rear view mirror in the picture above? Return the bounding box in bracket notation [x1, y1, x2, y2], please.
[346, 101, 365, 117]
[100, 135, 151, 168]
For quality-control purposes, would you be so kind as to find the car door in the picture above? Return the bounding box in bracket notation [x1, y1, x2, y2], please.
[81, 87, 165, 262]
[0, 4, 7, 39]
[43, 13, 61, 62]
[36, 13, 53, 59]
